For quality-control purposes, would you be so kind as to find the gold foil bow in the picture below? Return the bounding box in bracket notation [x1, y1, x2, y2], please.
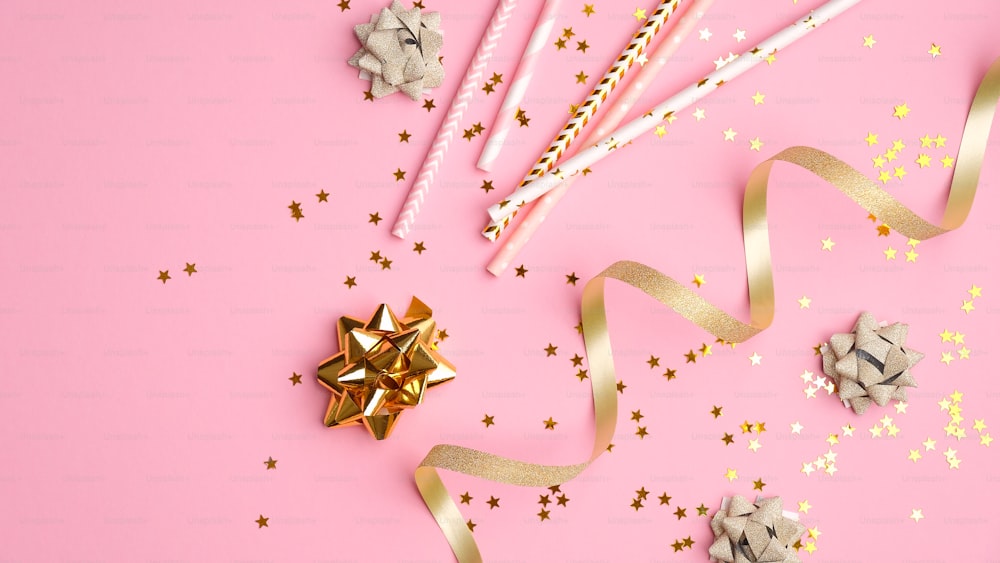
[709, 496, 806, 563]
[318, 297, 455, 440]
[414, 57, 1000, 562]
[820, 311, 922, 414]
[348, 0, 444, 100]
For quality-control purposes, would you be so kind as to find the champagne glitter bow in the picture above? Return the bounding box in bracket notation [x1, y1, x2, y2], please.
[709, 496, 806, 563]
[414, 57, 1000, 561]
[348, 0, 444, 100]
[318, 297, 455, 440]
[821, 311, 923, 414]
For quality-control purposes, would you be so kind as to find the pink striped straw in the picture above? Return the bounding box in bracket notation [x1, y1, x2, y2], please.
[486, 0, 714, 276]
[392, 0, 518, 239]
[476, 0, 563, 172]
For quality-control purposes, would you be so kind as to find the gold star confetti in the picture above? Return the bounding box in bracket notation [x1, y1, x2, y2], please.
[969, 284, 983, 298]
[398, 130, 411, 143]
[632, 7, 646, 21]
[908, 449, 922, 462]
[544, 343, 558, 356]
[289, 372, 302, 386]
[673, 506, 687, 519]
[422, 98, 436, 111]
[543, 417, 557, 430]
[368, 212, 383, 225]
[821, 237, 835, 251]
[910, 509, 924, 522]
[928, 43, 942, 58]
[734, 28, 747, 42]
[487, 496, 500, 509]
[751, 91, 765, 105]
[515, 264, 528, 277]
[554, 37, 567, 50]
[256, 515, 269, 528]
[893, 166, 907, 180]
[482, 82, 495, 94]
[264, 456, 277, 469]
[157, 270, 171, 284]
[562, 28, 574, 39]
[288, 201, 304, 221]
[863, 34, 876, 48]
[722, 127, 737, 141]
[363, 90, 374, 101]
[749, 137, 763, 151]
[467, 519, 476, 531]
[798, 500, 812, 513]
[460, 492, 472, 504]
[915, 154, 932, 168]
[791, 422, 804, 434]
[574, 70, 589, 84]
[893, 103, 910, 119]
[748, 352, 762, 366]
[724, 468, 738, 482]
[343, 276, 357, 289]
[692, 274, 706, 287]
[659, 492, 672, 505]
[699, 27, 712, 41]
[865, 132, 879, 146]
[684, 350, 697, 363]
[566, 272, 579, 285]
[961, 300, 975, 314]
[379, 257, 392, 270]
[753, 478, 766, 491]
[655, 125, 667, 138]
[337, 0, 351, 11]
[798, 296, 811, 309]
[576, 40, 590, 53]
[905, 249, 919, 262]
[582, 4, 595, 16]
[636, 426, 648, 439]
[747, 439, 762, 453]
[413, 242, 426, 254]
[631, 498, 644, 511]
[663, 368, 677, 381]
[482, 414, 494, 427]
[700, 343, 713, 357]
[721, 433, 734, 445]
[647, 355, 660, 368]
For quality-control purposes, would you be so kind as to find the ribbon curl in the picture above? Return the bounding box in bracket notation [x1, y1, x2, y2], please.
[415, 56, 1000, 562]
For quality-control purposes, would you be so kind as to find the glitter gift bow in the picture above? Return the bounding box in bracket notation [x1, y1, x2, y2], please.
[821, 311, 923, 414]
[318, 297, 455, 440]
[348, 0, 444, 100]
[709, 496, 806, 563]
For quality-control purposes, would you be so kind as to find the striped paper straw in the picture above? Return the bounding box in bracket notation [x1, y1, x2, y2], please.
[481, 0, 682, 241]
[391, 0, 518, 239]
[486, 0, 863, 224]
[486, 0, 715, 276]
[476, 0, 563, 172]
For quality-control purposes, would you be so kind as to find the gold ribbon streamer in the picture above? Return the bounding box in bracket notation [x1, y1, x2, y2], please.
[415, 56, 1000, 562]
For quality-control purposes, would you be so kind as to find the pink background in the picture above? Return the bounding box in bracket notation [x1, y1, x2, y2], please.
[2, 0, 999, 561]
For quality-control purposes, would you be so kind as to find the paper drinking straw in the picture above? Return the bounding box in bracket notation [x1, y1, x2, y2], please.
[486, 0, 863, 225]
[391, 0, 518, 239]
[486, 0, 714, 276]
[476, 0, 563, 172]
[481, 0, 683, 241]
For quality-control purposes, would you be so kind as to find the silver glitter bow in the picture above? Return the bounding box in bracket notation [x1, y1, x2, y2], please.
[348, 0, 444, 100]
[709, 496, 806, 563]
[821, 311, 923, 414]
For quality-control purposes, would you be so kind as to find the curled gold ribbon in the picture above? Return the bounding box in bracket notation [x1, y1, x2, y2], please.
[415, 56, 1000, 562]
